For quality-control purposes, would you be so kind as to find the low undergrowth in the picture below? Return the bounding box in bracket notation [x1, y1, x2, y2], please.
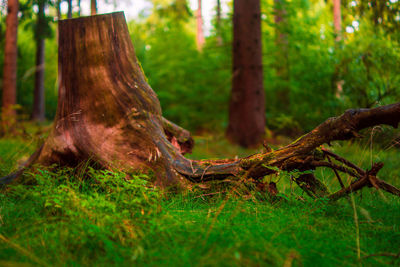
[0, 136, 399, 266]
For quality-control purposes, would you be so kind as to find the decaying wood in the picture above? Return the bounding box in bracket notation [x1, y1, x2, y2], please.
[162, 117, 194, 154]
[1, 12, 400, 202]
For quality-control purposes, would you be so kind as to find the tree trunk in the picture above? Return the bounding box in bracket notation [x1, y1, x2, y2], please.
[67, 0, 73, 19]
[2, 13, 399, 202]
[196, 0, 205, 50]
[32, 0, 46, 122]
[227, 0, 265, 148]
[78, 0, 81, 16]
[91, 0, 97, 15]
[56, 0, 62, 20]
[333, 0, 343, 97]
[333, 0, 341, 41]
[274, 0, 290, 110]
[216, 0, 221, 30]
[1, 0, 19, 123]
[216, 0, 222, 45]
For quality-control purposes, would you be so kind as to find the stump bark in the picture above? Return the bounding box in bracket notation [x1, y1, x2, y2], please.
[2, 12, 400, 201]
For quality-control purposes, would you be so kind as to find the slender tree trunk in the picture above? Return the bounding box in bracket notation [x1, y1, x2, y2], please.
[227, 0, 265, 148]
[274, 0, 290, 110]
[216, 0, 221, 28]
[56, 0, 62, 48]
[67, 0, 73, 19]
[78, 0, 81, 16]
[2, 0, 19, 121]
[196, 0, 205, 50]
[91, 0, 97, 15]
[333, 0, 343, 97]
[32, 0, 46, 122]
[216, 0, 222, 45]
[333, 0, 341, 41]
[56, 0, 62, 20]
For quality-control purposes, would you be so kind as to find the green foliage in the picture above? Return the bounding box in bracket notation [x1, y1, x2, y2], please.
[262, 0, 339, 130]
[267, 113, 302, 137]
[128, 2, 232, 131]
[1, 165, 161, 265]
[342, 0, 400, 34]
[22, 0, 55, 41]
[337, 22, 400, 108]
[14, 167, 158, 218]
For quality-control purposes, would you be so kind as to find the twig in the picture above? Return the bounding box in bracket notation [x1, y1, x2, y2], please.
[310, 161, 362, 179]
[326, 155, 345, 189]
[322, 148, 365, 176]
[362, 252, 400, 260]
[200, 165, 211, 182]
[328, 163, 384, 201]
[374, 178, 400, 197]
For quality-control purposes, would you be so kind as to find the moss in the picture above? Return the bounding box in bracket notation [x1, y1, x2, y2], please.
[240, 152, 275, 169]
[291, 133, 308, 145]
[312, 147, 325, 160]
[136, 58, 149, 83]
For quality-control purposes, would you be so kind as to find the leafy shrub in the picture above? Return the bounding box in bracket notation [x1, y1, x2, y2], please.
[338, 22, 400, 109]
[1, 166, 160, 264]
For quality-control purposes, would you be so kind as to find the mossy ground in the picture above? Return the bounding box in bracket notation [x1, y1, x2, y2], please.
[0, 130, 399, 266]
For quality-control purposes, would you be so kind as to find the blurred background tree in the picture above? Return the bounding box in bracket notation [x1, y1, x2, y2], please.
[1, 0, 19, 131]
[0, 0, 399, 144]
[227, 0, 265, 147]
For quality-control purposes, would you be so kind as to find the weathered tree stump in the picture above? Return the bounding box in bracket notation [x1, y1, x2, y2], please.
[2, 12, 400, 201]
[36, 12, 195, 187]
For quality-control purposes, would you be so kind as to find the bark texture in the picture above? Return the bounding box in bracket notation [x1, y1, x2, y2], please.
[2, 12, 399, 202]
[227, 0, 265, 148]
[2, 0, 19, 119]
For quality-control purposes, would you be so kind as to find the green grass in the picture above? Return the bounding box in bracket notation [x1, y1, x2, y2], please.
[0, 134, 399, 266]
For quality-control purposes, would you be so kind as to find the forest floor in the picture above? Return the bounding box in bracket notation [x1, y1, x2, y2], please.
[0, 126, 399, 266]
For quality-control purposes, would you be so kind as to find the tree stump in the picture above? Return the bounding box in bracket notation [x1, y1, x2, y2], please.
[36, 12, 194, 187]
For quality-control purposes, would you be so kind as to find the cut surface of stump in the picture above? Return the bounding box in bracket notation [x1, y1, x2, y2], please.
[2, 12, 400, 202]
